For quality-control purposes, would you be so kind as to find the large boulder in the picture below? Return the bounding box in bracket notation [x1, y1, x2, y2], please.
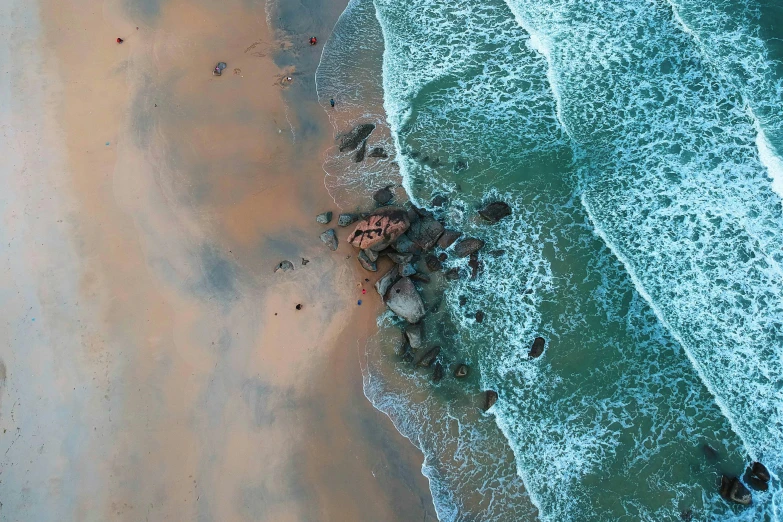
[387, 252, 413, 265]
[385, 277, 426, 323]
[720, 476, 752, 506]
[391, 233, 422, 254]
[479, 201, 512, 223]
[484, 390, 498, 411]
[437, 229, 462, 249]
[339, 123, 375, 152]
[375, 265, 400, 296]
[320, 229, 338, 251]
[408, 216, 445, 251]
[445, 267, 462, 280]
[348, 207, 410, 250]
[529, 337, 546, 358]
[453, 238, 485, 258]
[410, 273, 431, 284]
[415, 345, 441, 367]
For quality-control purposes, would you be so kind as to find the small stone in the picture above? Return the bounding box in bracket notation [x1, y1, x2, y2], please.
[431, 195, 448, 207]
[358, 250, 378, 272]
[274, 260, 294, 272]
[454, 364, 469, 378]
[338, 213, 359, 227]
[316, 211, 333, 224]
[405, 324, 423, 349]
[484, 390, 498, 411]
[320, 229, 338, 251]
[433, 362, 444, 382]
[458, 296, 467, 306]
[529, 337, 546, 358]
[386, 277, 426, 323]
[301, 258, 310, 265]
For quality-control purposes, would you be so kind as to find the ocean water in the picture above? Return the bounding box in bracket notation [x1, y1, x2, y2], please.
[316, 0, 783, 520]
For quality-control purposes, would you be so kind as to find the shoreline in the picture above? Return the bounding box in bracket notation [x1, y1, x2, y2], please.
[0, 0, 437, 519]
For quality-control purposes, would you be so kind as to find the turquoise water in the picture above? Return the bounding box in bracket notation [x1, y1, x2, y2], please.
[317, 0, 783, 520]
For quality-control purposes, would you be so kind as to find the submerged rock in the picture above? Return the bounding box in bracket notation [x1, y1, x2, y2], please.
[433, 362, 444, 382]
[445, 267, 461, 281]
[743, 469, 769, 491]
[405, 323, 423, 350]
[339, 123, 375, 152]
[438, 252, 448, 262]
[475, 310, 485, 323]
[479, 201, 512, 223]
[348, 207, 410, 250]
[368, 146, 388, 159]
[454, 364, 469, 378]
[316, 211, 333, 224]
[720, 476, 752, 506]
[391, 233, 422, 254]
[425, 254, 442, 272]
[373, 185, 395, 205]
[458, 295, 468, 307]
[408, 216, 444, 251]
[337, 213, 359, 227]
[751, 462, 771, 483]
[529, 337, 546, 358]
[320, 229, 338, 251]
[453, 237, 485, 258]
[410, 273, 431, 284]
[354, 139, 368, 162]
[703, 444, 720, 463]
[385, 277, 425, 323]
[358, 250, 377, 272]
[415, 345, 441, 367]
[437, 229, 462, 249]
[274, 260, 294, 272]
[375, 265, 400, 296]
[484, 390, 498, 411]
[431, 194, 448, 207]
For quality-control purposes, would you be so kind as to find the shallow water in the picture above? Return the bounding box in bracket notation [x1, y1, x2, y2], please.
[318, 0, 783, 520]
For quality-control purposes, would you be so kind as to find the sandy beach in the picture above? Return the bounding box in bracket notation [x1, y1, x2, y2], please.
[0, 0, 436, 520]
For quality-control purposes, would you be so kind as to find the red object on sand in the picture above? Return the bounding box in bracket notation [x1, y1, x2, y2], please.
[362, 289, 367, 295]
[309, 36, 317, 46]
[116, 37, 123, 43]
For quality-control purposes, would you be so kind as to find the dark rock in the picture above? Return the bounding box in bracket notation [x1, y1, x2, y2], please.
[421, 155, 429, 163]
[475, 310, 485, 323]
[408, 217, 445, 250]
[354, 139, 368, 162]
[438, 253, 448, 262]
[415, 345, 441, 367]
[392, 233, 422, 254]
[484, 390, 498, 411]
[375, 265, 400, 296]
[529, 337, 546, 358]
[369, 147, 388, 159]
[431, 195, 448, 207]
[348, 207, 410, 250]
[274, 260, 294, 272]
[301, 258, 309, 266]
[479, 201, 512, 223]
[489, 249, 506, 257]
[743, 468, 769, 491]
[373, 185, 394, 205]
[703, 444, 720, 463]
[425, 255, 442, 272]
[387, 252, 413, 265]
[363, 248, 379, 262]
[431, 157, 440, 167]
[751, 462, 770, 483]
[680, 510, 692, 522]
[399, 263, 417, 277]
[409, 150, 420, 158]
[401, 346, 414, 363]
[316, 211, 333, 224]
[468, 253, 482, 280]
[445, 267, 461, 280]
[453, 238, 485, 258]
[358, 250, 377, 272]
[339, 123, 375, 152]
[406, 206, 420, 223]
[454, 159, 468, 173]
[394, 340, 408, 357]
[405, 324, 423, 350]
[410, 273, 431, 284]
[458, 295, 467, 307]
[385, 277, 426, 323]
[720, 476, 752, 506]
[338, 213, 359, 227]
[454, 364, 469, 378]
[433, 362, 444, 382]
[320, 229, 338, 251]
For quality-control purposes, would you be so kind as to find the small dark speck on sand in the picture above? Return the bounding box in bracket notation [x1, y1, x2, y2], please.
[296, 304, 302, 310]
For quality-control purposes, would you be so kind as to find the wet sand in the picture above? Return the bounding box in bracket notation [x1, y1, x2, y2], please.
[0, 0, 436, 520]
